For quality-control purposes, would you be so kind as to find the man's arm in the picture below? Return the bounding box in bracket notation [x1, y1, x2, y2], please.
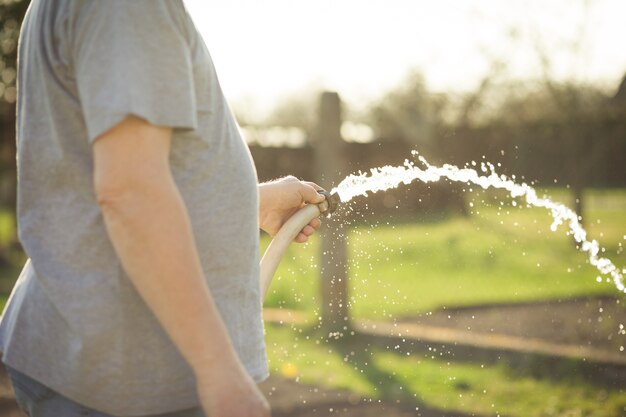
[92, 115, 269, 417]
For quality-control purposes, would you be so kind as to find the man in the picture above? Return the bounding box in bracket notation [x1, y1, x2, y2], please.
[0, 1, 324, 416]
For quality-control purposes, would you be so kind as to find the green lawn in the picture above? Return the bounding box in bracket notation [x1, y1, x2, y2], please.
[264, 187, 625, 319]
[0, 210, 23, 303]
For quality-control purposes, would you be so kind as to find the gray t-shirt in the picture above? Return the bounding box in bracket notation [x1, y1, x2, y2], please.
[0, 1, 268, 415]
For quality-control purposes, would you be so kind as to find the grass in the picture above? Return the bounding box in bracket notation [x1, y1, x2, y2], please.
[0, 210, 24, 305]
[264, 187, 625, 319]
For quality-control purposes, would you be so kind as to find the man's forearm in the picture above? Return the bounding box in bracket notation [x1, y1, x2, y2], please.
[98, 176, 237, 375]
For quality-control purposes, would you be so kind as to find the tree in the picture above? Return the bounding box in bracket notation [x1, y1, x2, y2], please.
[367, 71, 436, 148]
[529, 0, 603, 227]
[612, 73, 626, 105]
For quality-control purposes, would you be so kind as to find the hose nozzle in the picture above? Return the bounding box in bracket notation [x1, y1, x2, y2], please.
[318, 190, 341, 216]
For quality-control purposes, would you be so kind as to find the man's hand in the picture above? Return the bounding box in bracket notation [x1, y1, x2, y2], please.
[196, 356, 270, 417]
[258, 176, 325, 243]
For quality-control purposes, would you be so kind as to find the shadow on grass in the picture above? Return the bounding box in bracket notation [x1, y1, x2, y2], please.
[347, 324, 626, 391]
[329, 332, 420, 404]
[298, 325, 479, 417]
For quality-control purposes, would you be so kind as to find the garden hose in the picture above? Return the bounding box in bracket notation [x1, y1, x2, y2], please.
[260, 191, 340, 300]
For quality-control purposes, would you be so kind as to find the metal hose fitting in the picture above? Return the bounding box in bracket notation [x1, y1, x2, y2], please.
[318, 190, 340, 216]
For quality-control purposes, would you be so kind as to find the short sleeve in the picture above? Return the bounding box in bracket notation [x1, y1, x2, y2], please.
[73, 0, 197, 142]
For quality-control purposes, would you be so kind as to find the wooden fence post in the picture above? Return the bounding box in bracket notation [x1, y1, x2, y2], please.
[313, 91, 350, 331]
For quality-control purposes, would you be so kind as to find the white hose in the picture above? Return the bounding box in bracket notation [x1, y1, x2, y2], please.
[260, 199, 329, 300]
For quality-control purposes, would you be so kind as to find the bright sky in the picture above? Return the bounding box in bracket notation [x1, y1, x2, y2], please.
[184, 0, 626, 117]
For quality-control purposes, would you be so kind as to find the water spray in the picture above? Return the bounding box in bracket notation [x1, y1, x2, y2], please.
[332, 152, 625, 294]
[260, 190, 341, 299]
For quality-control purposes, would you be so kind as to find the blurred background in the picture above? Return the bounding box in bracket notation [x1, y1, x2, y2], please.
[1, 1, 625, 416]
[184, 0, 626, 220]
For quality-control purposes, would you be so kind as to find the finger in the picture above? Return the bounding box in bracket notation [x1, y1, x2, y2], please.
[294, 232, 308, 243]
[308, 217, 321, 230]
[300, 182, 326, 204]
[300, 225, 316, 236]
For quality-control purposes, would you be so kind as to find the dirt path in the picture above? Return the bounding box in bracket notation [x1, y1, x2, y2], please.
[397, 296, 626, 353]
